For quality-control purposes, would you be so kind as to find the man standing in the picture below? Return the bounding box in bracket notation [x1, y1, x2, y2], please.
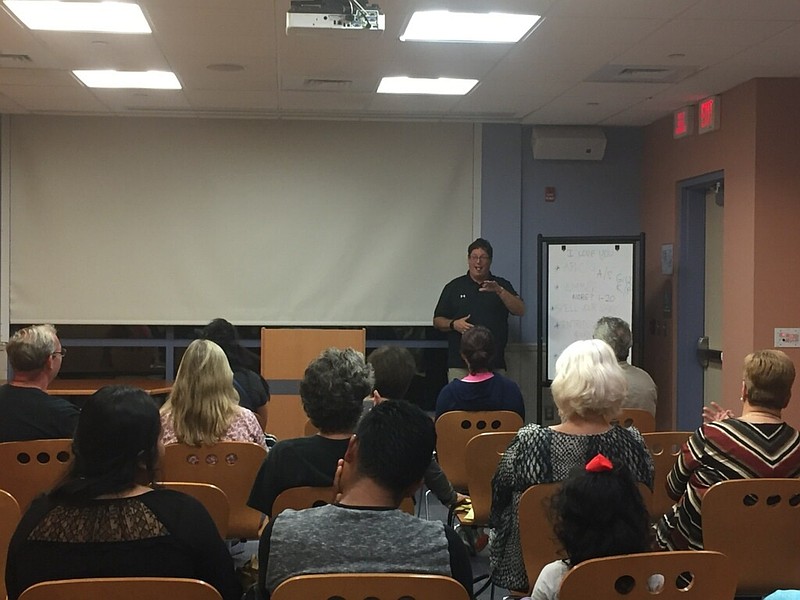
[434, 238, 525, 380]
[0, 324, 79, 441]
[258, 400, 473, 599]
[593, 316, 657, 416]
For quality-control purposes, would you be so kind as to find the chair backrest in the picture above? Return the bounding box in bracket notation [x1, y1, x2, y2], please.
[18, 577, 222, 600]
[558, 551, 735, 600]
[702, 478, 800, 596]
[272, 485, 415, 517]
[160, 441, 267, 539]
[435, 410, 523, 490]
[642, 431, 691, 518]
[0, 439, 74, 512]
[271, 573, 470, 600]
[304, 419, 319, 436]
[518, 482, 564, 590]
[272, 485, 336, 516]
[459, 432, 516, 525]
[159, 482, 230, 538]
[610, 408, 656, 433]
[0, 489, 21, 600]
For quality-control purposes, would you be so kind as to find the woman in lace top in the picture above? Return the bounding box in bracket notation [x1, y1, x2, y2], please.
[5, 385, 241, 600]
[160, 339, 266, 449]
[488, 339, 654, 594]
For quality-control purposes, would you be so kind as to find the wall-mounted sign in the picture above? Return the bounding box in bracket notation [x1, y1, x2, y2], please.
[673, 106, 693, 139]
[698, 95, 721, 134]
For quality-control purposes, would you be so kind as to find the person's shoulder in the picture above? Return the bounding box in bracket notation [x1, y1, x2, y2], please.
[516, 423, 546, 440]
[40, 392, 79, 413]
[442, 273, 470, 288]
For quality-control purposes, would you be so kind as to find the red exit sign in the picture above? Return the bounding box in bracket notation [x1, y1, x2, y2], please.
[673, 106, 693, 139]
[698, 95, 720, 134]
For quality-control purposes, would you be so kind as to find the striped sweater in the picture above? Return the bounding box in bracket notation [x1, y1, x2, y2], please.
[656, 418, 800, 550]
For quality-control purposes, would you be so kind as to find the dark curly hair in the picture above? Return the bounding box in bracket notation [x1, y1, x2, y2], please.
[300, 347, 374, 434]
[550, 461, 652, 566]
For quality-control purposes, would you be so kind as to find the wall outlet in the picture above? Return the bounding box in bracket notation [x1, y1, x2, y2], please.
[775, 328, 800, 347]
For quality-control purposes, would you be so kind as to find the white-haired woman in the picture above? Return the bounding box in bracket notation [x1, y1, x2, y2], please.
[160, 340, 266, 449]
[488, 339, 654, 595]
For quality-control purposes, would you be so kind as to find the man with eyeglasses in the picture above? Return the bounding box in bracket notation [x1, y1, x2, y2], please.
[0, 324, 79, 442]
[434, 238, 525, 381]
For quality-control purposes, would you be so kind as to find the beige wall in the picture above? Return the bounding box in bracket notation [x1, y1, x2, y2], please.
[642, 78, 800, 429]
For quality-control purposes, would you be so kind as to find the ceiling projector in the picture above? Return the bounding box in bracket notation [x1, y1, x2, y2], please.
[287, 0, 385, 32]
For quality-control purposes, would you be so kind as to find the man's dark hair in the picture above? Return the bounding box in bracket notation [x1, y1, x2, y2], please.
[367, 346, 416, 400]
[468, 238, 493, 260]
[355, 400, 435, 503]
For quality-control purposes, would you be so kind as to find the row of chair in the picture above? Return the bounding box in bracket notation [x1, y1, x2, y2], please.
[12, 552, 736, 600]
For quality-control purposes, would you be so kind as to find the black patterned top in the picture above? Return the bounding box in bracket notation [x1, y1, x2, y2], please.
[6, 489, 241, 600]
[488, 424, 654, 592]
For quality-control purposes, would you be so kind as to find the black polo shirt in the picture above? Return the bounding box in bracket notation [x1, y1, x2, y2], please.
[433, 272, 519, 369]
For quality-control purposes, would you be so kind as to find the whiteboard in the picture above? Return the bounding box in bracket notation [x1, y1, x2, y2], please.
[544, 241, 637, 379]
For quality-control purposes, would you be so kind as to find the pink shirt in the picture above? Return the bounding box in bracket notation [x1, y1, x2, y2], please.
[160, 406, 267, 449]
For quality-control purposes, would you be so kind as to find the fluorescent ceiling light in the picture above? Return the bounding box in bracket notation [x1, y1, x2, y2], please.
[73, 70, 181, 89]
[377, 77, 478, 96]
[400, 10, 540, 43]
[4, 1, 151, 33]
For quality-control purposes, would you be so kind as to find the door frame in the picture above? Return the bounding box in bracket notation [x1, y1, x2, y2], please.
[675, 170, 723, 431]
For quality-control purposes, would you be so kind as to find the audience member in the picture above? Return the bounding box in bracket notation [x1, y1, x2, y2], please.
[247, 347, 372, 517]
[435, 326, 524, 420]
[5, 385, 241, 600]
[489, 339, 654, 594]
[367, 346, 467, 509]
[531, 454, 657, 600]
[0, 324, 79, 442]
[199, 318, 270, 429]
[593, 316, 657, 416]
[258, 400, 473, 599]
[160, 339, 266, 449]
[656, 349, 800, 550]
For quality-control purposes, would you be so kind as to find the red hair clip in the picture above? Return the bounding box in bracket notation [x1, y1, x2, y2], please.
[585, 453, 613, 472]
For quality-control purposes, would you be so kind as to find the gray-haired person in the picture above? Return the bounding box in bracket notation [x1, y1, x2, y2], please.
[593, 316, 657, 417]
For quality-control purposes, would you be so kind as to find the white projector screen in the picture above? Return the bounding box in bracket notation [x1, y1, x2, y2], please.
[9, 116, 476, 325]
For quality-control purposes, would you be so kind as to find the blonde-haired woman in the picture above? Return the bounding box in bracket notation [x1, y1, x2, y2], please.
[488, 339, 653, 595]
[160, 340, 266, 449]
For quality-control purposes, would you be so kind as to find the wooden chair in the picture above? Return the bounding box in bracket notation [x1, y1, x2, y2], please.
[160, 441, 266, 539]
[271, 573, 470, 600]
[518, 482, 563, 591]
[642, 431, 691, 518]
[303, 419, 319, 436]
[610, 408, 656, 433]
[435, 410, 523, 491]
[159, 482, 230, 538]
[558, 551, 734, 600]
[703, 478, 800, 596]
[518, 480, 654, 593]
[0, 489, 21, 600]
[453, 432, 516, 527]
[0, 439, 74, 512]
[18, 577, 222, 600]
[272, 485, 336, 516]
[272, 485, 415, 517]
